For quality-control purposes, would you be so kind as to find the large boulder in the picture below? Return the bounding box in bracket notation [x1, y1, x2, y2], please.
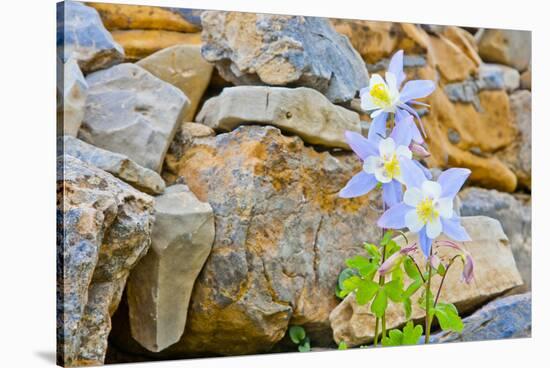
[431, 292, 531, 343]
[200, 11, 369, 104]
[57, 155, 154, 366]
[126, 184, 215, 352]
[138, 45, 214, 122]
[477, 29, 531, 72]
[329, 216, 523, 347]
[62, 135, 165, 195]
[79, 63, 188, 173]
[58, 58, 88, 136]
[57, 1, 124, 73]
[196, 86, 361, 149]
[459, 187, 531, 289]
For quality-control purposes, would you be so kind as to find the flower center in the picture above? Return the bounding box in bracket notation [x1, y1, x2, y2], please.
[370, 83, 391, 107]
[416, 198, 439, 223]
[383, 154, 400, 179]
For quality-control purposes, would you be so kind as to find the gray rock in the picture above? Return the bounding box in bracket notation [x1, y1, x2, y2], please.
[200, 11, 369, 103]
[79, 63, 189, 173]
[57, 155, 154, 366]
[459, 187, 531, 289]
[430, 292, 531, 343]
[520, 66, 531, 90]
[127, 185, 215, 352]
[477, 29, 531, 72]
[58, 58, 88, 136]
[478, 63, 520, 93]
[508, 91, 532, 189]
[62, 135, 165, 195]
[196, 86, 361, 149]
[57, 1, 125, 73]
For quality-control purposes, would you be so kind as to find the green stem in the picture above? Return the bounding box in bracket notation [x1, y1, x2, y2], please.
[374, 318, 380, 346]
[424, 250, 433, 344]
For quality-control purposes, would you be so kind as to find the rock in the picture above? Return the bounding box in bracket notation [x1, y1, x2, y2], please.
[79, 63, 189, 173]
[520, 66, 531, 90]
[57, 155, 154, 366]
[58, 58, 88, 136]
[478, 63, 520, 92]
[430, 292, 531, 343]
[138, 45, 214, 122]
[127, 185, 215, 352]
[459, 187, 531, 289]
[62, 135, 165, 195]
[329, 216, 523, 347]
[88, 2, 201, 32]
[477, 29, 531, 72]
[111, 30, 202, 61]
[201, 11, 369, 103]
[57, 1, 124, 73]
[196, 86, 361, 149]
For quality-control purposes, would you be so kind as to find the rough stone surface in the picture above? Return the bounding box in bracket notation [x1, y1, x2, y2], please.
[196, 86, 361, 149]
[127, 185, 215, 352]
[57, 155, 154, 366]
[477, 29, 531, 72]
[79, 63, 188, 173]
[58, 57, 88, 136]
[520, 66, 531, 90]
[112, 30, 202, 61]
[479, 63, 520, 92]
[138, 45, 214, 122]
[201, 11, 369, 103]
[459, 188, 531, 289]
[62, 135, 165, 195]
[57, 1, 125, 73]
[330, 216, 523, 347]
[431, 292, 531, 343]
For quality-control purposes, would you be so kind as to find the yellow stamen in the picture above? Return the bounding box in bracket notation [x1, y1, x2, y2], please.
[370, 83, 391, 106]
[416, 198, 439, 223]
[383, 154, 401, 179]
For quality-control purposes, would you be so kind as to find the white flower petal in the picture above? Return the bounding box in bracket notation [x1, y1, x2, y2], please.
[403, 187, 423, 207]
[395, 145, 412, 159]
[363, 156, 382, 174]
[385, 72, 400, 102]
[378, 138, 396, 159]
[360, 93, 379, 111]
[374, 166, 392, 183]
[405, 209, 424, 232]
[421, 180, 442, 200]
[426, 217, 442, 239]
[436, 197, 454, 218]
[369, 74, 387, 88]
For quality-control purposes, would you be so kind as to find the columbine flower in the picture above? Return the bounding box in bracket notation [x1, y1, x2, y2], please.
[339, 119, 425, 206]
[360, 50, 436, 143]
[435, 240, 475, 284]
[376, 168, 472, 257]
[378, 243, 418, 276]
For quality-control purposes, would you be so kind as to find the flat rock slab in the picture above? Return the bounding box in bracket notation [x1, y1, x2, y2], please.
[57, 1, 125, 73]
[329, 216, 523, 347]
[79, 63, 189, 173]
[431, 292, 531, 343]
[57, 155, 154, 366]
[196, 86, 361, 149]
[201, 11, 369, 103]
[62, 135, 165, 195]
[127, 184, 215, 352]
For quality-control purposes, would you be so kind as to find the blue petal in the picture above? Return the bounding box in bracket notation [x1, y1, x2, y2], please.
[367, 112, 388, 142]
[398, 103, 425, 142]
[399, 80, 436, 102]
[418, 227, 433, 257]
[339, 172, 378, 198]
[388, 50, 406, 87]
[382, 181, 403, 207]
[390, 115, 413, 147]
[414, 160, 432, 180]
[344, 131, 378, 160]
[399, 158, 427, 189]
[441, 217, 471, 242]
[437, 168, 471, 198]
[377, 202, 411, 229]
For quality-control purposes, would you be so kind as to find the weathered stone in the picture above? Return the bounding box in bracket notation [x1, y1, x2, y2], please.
[62, 135, 165, 195]
[79, 63, 188, 173]
[127, 184, 215, 352]
[477, 29, 531, 72]
[58, 58, 88, 136]
[112, 30, 202, 61]
[196, 86, 361, 149]
[88, 3, 201, 32]
[330, 216, 523, 347]
[138, 45, 214, 122]
[57, 1, 125, 73]
[479, 63, 520, 92]
[57, 155, 154, 366]
[431, 292, 531, 343]
[459, 188, 531, 289]
[520, 65, 531, 90]
[201, 11, 369, 103]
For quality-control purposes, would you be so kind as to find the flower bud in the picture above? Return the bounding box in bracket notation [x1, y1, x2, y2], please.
[410, 143, 431, 158]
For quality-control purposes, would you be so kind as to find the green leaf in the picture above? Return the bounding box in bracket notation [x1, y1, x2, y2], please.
[298, 337, 311, 352]
[418, 288, 435, 312]
[391, 266, 404, 283]
[289, 326, 306, 344]
[356, 279, 379, 305]
[434, 303, 464, 333]
[341, 275, 362, 294]
[338, 341, 348, 350]
[403, 279, 423, 299]
[384, 279, 404, 303]
[371, 288, 388, 318]
[404, 257, 421, 281]
[401, 321, 424, 345]
[337, 268, 356, 290]
[385, 240, 400, 258]
[381, 329, 403, 346]
[380, 231, 394, 246]
[437, 263, 446, 277]
[403, 297, 412, 319]
[364, 242, 381, 258]
[345, 255, 370, 270]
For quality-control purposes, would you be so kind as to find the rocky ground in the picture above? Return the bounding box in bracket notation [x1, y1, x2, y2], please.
[57, 1, 531, 366]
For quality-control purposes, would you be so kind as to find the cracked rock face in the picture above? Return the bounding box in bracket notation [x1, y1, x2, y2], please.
[200, 11, 369, 104]
[196, 86, 361, 149]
